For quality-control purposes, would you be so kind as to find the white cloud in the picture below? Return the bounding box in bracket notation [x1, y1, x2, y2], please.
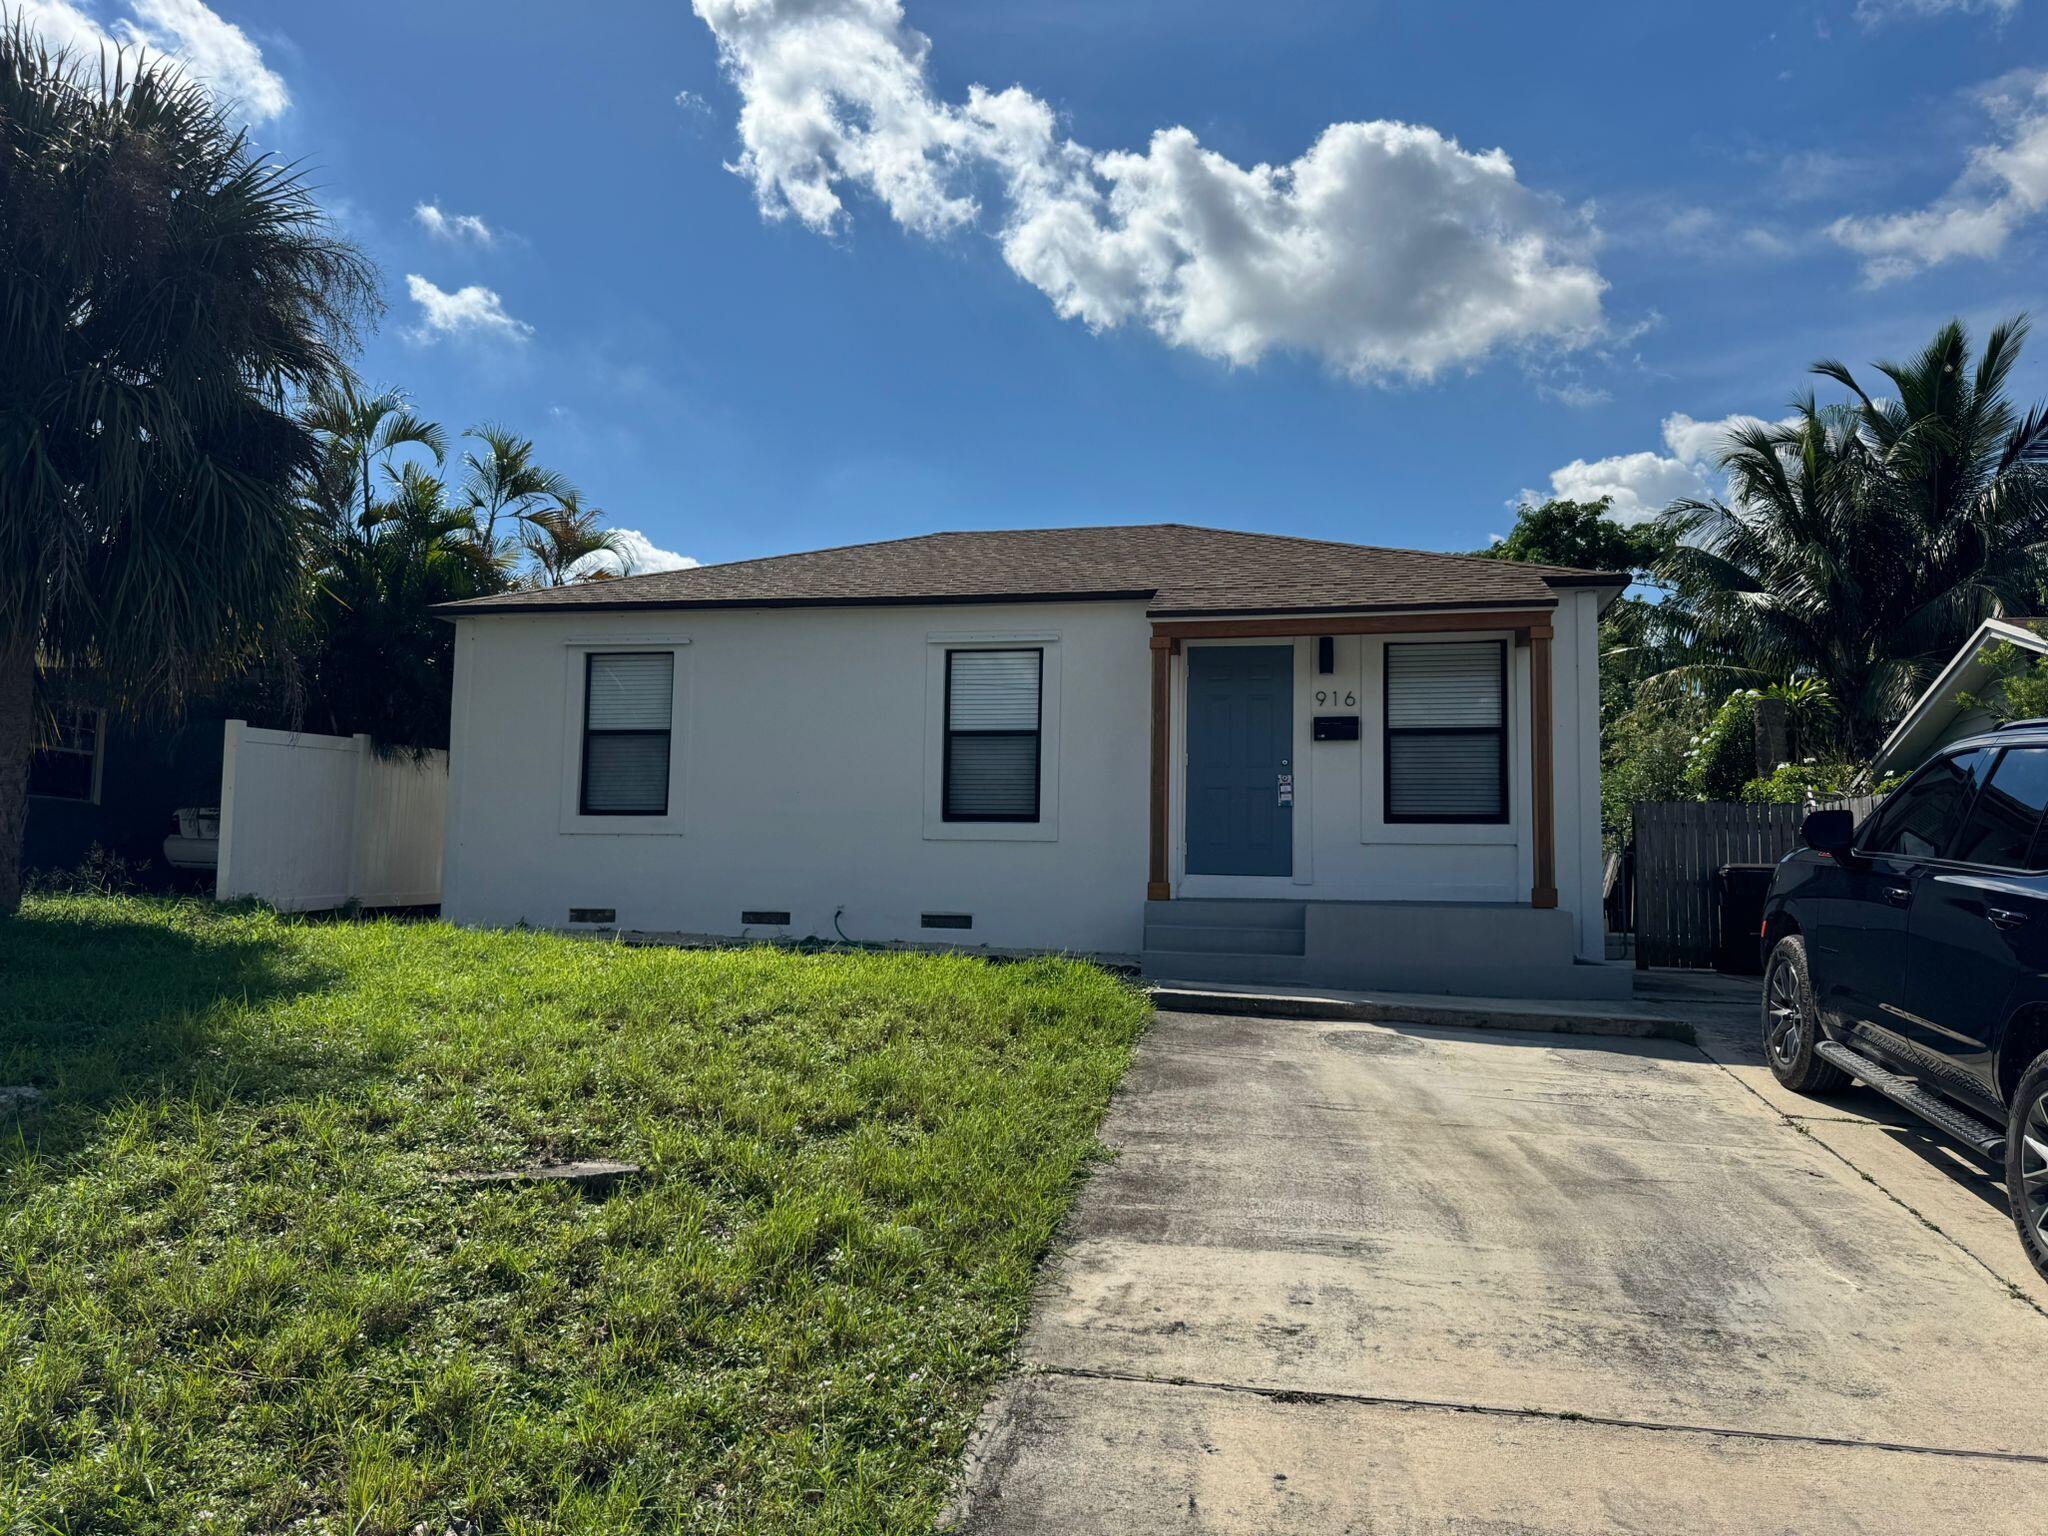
[1773, 148, 1877, 204]
[1519, 411, 1785, 524]
[1855, 0, 2018, 23]
[1599, 197, 1803, 263]
[576, 529, 699, 579]
[15, 0, 289, 120]
[403, 274, 533, 344]
[1830, 69, 2048, 282]
[13, 0, 113, 55]
[1537, 379, 1612, 408]
[690, 0, 1605, 382]
[413, 202, 496, 246]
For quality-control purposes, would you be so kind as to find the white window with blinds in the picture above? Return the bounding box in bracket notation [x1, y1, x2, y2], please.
[580, 652, 674, 815]
[1384, 641, 1507, 823]
[944, 649, 1042, 821]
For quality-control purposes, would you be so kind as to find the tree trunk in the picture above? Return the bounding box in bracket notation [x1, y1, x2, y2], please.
[0, 632, 34, 916]
[1753, 697, 1790, 779]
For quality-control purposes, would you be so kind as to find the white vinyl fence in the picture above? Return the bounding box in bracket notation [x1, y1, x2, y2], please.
[215, 720, 447, 911]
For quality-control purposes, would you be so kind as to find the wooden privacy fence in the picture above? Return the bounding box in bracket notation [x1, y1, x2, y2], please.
[1627, 797, 1879, 969]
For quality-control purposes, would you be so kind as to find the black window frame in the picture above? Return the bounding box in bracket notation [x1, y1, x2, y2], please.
[578, 651, 674, 818]
[1911, 745, 2048, 873]
[1382, 639, 1510, 826]
[942, 647, 1043, 824]
[1853, 746, 1991, 862]
[27, 702, 104, 804]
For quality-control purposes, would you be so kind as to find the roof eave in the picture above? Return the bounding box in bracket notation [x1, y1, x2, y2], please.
[1869, 616, 2048, 775]
[1143, 595, 1557, 619]
[432, 588, 1161, 619]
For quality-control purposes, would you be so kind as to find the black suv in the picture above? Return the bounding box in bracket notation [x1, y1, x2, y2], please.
[1761, 722, 2048, 1281]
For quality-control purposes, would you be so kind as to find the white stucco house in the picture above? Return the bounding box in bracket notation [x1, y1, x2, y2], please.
[435, 525, 1631, 998]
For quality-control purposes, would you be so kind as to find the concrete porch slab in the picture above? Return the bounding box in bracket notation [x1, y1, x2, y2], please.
[1141, 898, 1635, 1000]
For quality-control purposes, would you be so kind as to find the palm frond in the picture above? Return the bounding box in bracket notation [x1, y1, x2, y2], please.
[1649, 314, 2048, 755]
[1, 21, 376, 716]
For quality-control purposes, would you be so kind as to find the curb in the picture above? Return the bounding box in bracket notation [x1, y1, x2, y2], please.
[1146, 985, 1697, 1045]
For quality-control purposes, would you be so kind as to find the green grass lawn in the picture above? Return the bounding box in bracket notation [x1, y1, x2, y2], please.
[0, 895, 1150, 1535]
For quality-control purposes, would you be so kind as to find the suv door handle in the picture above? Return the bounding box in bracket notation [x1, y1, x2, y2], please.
[1880, 886, 1912, 906]
[1988, 906, 2030, 930]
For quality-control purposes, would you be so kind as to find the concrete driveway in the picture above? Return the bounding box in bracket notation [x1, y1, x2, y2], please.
[950, 994, 2048, 1534]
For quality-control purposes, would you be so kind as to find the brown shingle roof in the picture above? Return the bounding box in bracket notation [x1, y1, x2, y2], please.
[437, 524, 1626, 618]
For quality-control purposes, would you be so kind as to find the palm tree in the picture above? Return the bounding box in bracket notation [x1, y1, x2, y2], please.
[1817, 316, 2048, 649]
[1653, 318, 2048, 756]
[519, 492, 624, 586]
[458, 423, 572, 566]
[0, 29, 374, 912]
[290, 398, 618, 745]
[299, 461, 502, 746]
[301, 376, 448, 533]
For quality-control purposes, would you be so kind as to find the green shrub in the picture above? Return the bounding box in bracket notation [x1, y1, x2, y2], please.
[1683, 690, 1763, 802]
[1738, 761, 1866, 805]
[1957, 641, 2048, 723]
[1600, 688, 1707, 846]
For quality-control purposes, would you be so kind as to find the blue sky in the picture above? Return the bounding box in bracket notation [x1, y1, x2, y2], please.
[21, 0, 2048, 570]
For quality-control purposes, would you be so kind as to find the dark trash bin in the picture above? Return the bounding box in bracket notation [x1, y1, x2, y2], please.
[1716, 863, 1778, 976]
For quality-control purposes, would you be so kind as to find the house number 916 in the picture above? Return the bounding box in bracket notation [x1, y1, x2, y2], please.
[1314, 690, 1357, 708]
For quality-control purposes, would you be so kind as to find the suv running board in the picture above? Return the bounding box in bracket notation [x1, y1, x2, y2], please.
[1814, 1040, 2007, 1157]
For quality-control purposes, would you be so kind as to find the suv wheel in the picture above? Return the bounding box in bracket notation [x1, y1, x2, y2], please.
[2006, 1053, 2048, 1283]
[1761, 936, 1847, 1095]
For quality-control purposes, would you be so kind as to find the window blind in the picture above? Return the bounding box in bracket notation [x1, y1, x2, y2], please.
[948, 651, 1040, 730]
[1387, 735, 1506, 820]
[945, 649, 1041, 821]
[1386, 643, 1503, 728]
[581, 652, 673, 815]
[1384, 642, 1506, 823]
[587, 653, 673, 730]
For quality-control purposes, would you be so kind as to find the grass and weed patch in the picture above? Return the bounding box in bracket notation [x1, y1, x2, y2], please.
[0, 895, 1148, 1534]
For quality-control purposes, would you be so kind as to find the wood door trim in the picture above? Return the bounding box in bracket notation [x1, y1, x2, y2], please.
[1530, 629, 1558, 909]
[1148, 634, 1171, 901]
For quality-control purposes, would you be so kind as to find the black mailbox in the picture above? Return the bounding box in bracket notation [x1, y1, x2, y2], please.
[1312, 715, 1360, 741]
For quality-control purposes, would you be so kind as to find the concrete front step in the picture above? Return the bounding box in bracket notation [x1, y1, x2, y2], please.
[1139, 951, 1312, 987]
[1143, 898, 1307, 931]
[1141, 923, 1307, 956]
[1139, 898, 1632, 1000]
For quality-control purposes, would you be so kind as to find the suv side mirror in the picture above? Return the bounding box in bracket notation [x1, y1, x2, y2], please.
[1801, 808, 1856, 860]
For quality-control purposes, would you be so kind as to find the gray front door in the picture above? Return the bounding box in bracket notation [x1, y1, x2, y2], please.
[1185, 645, 1293, 876]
